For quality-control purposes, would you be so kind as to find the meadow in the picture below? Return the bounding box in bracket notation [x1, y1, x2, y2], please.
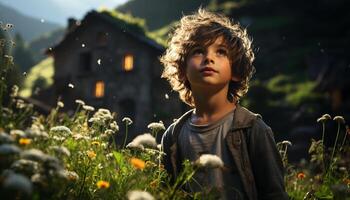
[0, 29, 349, 200]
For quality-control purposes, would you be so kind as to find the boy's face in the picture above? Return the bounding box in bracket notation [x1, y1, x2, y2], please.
[185, 36, 238, 89]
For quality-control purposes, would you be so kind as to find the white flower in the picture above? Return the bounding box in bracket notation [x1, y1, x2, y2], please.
[15, 99, 25, 109]
[57, 101, 64, 108]
[196, 154, 224, 168]
[83, 105, 95, 111]
[126, 133, 157, 150]
[52, 136, 66, 142]
[110, 121, 119, 131]
[25, 127, 49, 139]
[333, 116, 345, 124]
[122, 117, 133, 125]
[75, 99, 85, 106]
[89, 108, 113, 124]
[88, 117, 101, 123]
[147, 121, 165, 131]
[127, 190, 154, 200]
[281, 140, 292, 146]
[50, 126, 72, 136]
[10, 130, 26, 138]
[72, 133, 90, 140]
[104, 129, 115, 135]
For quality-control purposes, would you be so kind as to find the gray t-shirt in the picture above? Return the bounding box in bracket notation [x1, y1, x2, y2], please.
[178, 109, 246, 200]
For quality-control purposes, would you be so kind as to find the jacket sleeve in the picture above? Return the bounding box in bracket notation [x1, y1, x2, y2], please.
[247, 118, 289, 200]
[161, 123, 175, 180]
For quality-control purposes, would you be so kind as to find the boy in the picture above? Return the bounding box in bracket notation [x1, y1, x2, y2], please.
[160, 9, 288, 200]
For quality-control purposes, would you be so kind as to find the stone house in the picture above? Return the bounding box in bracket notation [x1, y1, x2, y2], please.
[45, 10, 184, 138]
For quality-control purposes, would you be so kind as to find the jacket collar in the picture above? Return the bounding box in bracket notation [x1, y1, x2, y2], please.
[172, 104, 260, 134]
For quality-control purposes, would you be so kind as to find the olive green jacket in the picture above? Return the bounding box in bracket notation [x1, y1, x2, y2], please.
[161, 105, 289, 200]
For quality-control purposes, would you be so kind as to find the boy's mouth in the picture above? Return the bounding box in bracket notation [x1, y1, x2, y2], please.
[200, 66, 217, 73]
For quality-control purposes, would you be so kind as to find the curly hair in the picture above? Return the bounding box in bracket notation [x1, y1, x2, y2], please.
[160, 9, 255, 107]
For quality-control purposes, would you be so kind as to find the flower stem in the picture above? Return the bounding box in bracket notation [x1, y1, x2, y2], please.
[122, 123, 128, 148]
[329, 122, 341, 171]
[321, 122, 326, 172]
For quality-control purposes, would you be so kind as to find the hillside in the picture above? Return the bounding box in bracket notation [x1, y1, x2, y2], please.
[0, 3, 61, 42]
[116, 0, 211, 30]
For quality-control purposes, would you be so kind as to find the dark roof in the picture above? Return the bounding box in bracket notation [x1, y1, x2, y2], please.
[49, 10, 164, 53]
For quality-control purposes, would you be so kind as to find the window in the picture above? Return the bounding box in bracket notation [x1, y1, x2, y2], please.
[94, 81, 105, 98]
[123, 54, 134, 71]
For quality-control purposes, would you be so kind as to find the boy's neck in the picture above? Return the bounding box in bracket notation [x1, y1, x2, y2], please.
[191, 85, 237, 125]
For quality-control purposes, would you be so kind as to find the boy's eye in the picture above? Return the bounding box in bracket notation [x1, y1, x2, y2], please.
[191, 48, 204, 56]
[217, 48, 228, 56]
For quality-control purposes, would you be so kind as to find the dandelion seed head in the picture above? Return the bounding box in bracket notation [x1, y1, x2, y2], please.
[322, 114, 331, 120]
[122, 117, 133, 125]
[57, 101, 64, 108]
[196, 154, 224, 168]
[317, 116, 327, 123]
[147, 121, 165, 131]
[127, 133, 157, 150]
[50, 126, 72, 136]
[333, 116, 345, 124]
[83, 105, 95, 111]
[75, 99, 85, 106]
[281, 140, 292, 146]
[127, 190, 154, 200]
[10, 129, 26, 138]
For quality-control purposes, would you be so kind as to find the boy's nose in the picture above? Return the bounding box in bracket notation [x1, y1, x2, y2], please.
[204, 52, 215, 65]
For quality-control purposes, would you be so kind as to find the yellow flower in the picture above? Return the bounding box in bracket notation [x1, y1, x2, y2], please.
[130, 157, 145, 170]
[297, 172, 306, 180]
[19, 138, 31, 145]
[97, 180, 110, 189]
[87, 150, 96, 159]
[91, 141, 100, 146]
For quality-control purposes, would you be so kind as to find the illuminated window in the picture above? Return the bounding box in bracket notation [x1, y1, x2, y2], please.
[123, 54, 134, 71]
[94, 81, 105, 98]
